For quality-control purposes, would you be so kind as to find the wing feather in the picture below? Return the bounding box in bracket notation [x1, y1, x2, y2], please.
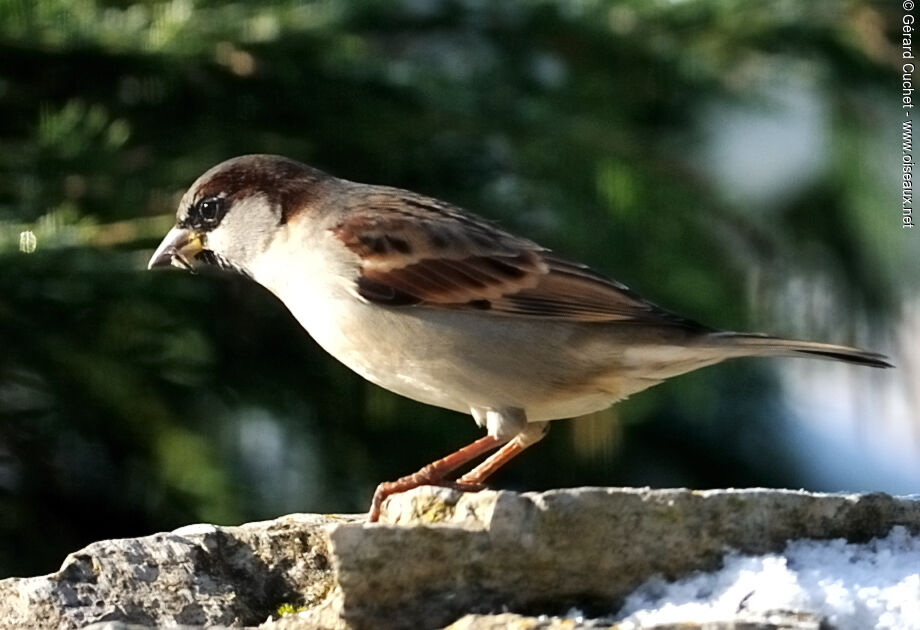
[332, 188, 708, 329]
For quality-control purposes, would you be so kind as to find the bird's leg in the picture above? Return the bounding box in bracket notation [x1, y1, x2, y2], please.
[368, 434, 505, 521]
[457, 422, 549, 485]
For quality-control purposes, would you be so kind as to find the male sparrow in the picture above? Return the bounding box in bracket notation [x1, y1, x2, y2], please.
[148, 154, 891, 521]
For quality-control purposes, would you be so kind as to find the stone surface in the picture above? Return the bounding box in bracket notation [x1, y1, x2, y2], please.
[444, 611, 826, 630]
[0, 514, 357, 629]
[2, 487, 918, 630]
[322, 487, 920, 629]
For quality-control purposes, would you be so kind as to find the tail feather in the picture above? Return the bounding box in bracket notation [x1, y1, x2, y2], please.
[710, 332, 893, 369]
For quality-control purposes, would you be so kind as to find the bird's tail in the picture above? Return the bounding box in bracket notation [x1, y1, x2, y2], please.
[708, 332, 892, 368]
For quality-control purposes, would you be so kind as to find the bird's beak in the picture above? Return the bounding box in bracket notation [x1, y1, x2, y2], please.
[147, 227, 204, 271]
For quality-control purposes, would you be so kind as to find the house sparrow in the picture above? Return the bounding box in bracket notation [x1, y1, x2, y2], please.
[148, 154, 892, 521]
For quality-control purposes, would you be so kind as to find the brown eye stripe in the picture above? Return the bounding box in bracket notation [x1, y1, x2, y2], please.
[191, 155, 329, 225]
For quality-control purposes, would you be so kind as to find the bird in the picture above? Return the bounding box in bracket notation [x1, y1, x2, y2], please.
[148, 154, 892, 521]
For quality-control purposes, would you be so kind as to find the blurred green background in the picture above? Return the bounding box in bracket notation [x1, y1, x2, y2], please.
[0, 0, 915, 578]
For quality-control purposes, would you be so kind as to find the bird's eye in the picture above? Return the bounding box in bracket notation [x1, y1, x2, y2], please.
[190, 196, 225, 228]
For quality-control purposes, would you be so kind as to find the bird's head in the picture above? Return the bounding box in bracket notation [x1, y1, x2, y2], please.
[148, 154, 328, 276]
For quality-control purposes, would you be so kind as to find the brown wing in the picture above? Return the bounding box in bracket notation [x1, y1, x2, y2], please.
[332, 188, 708, 328]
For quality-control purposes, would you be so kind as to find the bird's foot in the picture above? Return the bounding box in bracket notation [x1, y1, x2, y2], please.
[368, 477, 486, 522]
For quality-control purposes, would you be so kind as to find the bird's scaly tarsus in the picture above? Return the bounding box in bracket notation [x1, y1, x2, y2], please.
[367, 422, 549, 522]
[368, 434, 501, 522]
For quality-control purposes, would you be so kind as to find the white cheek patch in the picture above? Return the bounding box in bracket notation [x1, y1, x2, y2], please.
[206, 193, 281, 267]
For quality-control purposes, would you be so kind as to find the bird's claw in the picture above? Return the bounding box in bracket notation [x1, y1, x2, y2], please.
[368, 479, 487, 522]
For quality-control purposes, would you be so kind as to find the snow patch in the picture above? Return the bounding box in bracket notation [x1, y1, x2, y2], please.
[614, 526, 920, 630]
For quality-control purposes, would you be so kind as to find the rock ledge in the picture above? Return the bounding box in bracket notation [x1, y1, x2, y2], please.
[1, 487, 918, 630]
